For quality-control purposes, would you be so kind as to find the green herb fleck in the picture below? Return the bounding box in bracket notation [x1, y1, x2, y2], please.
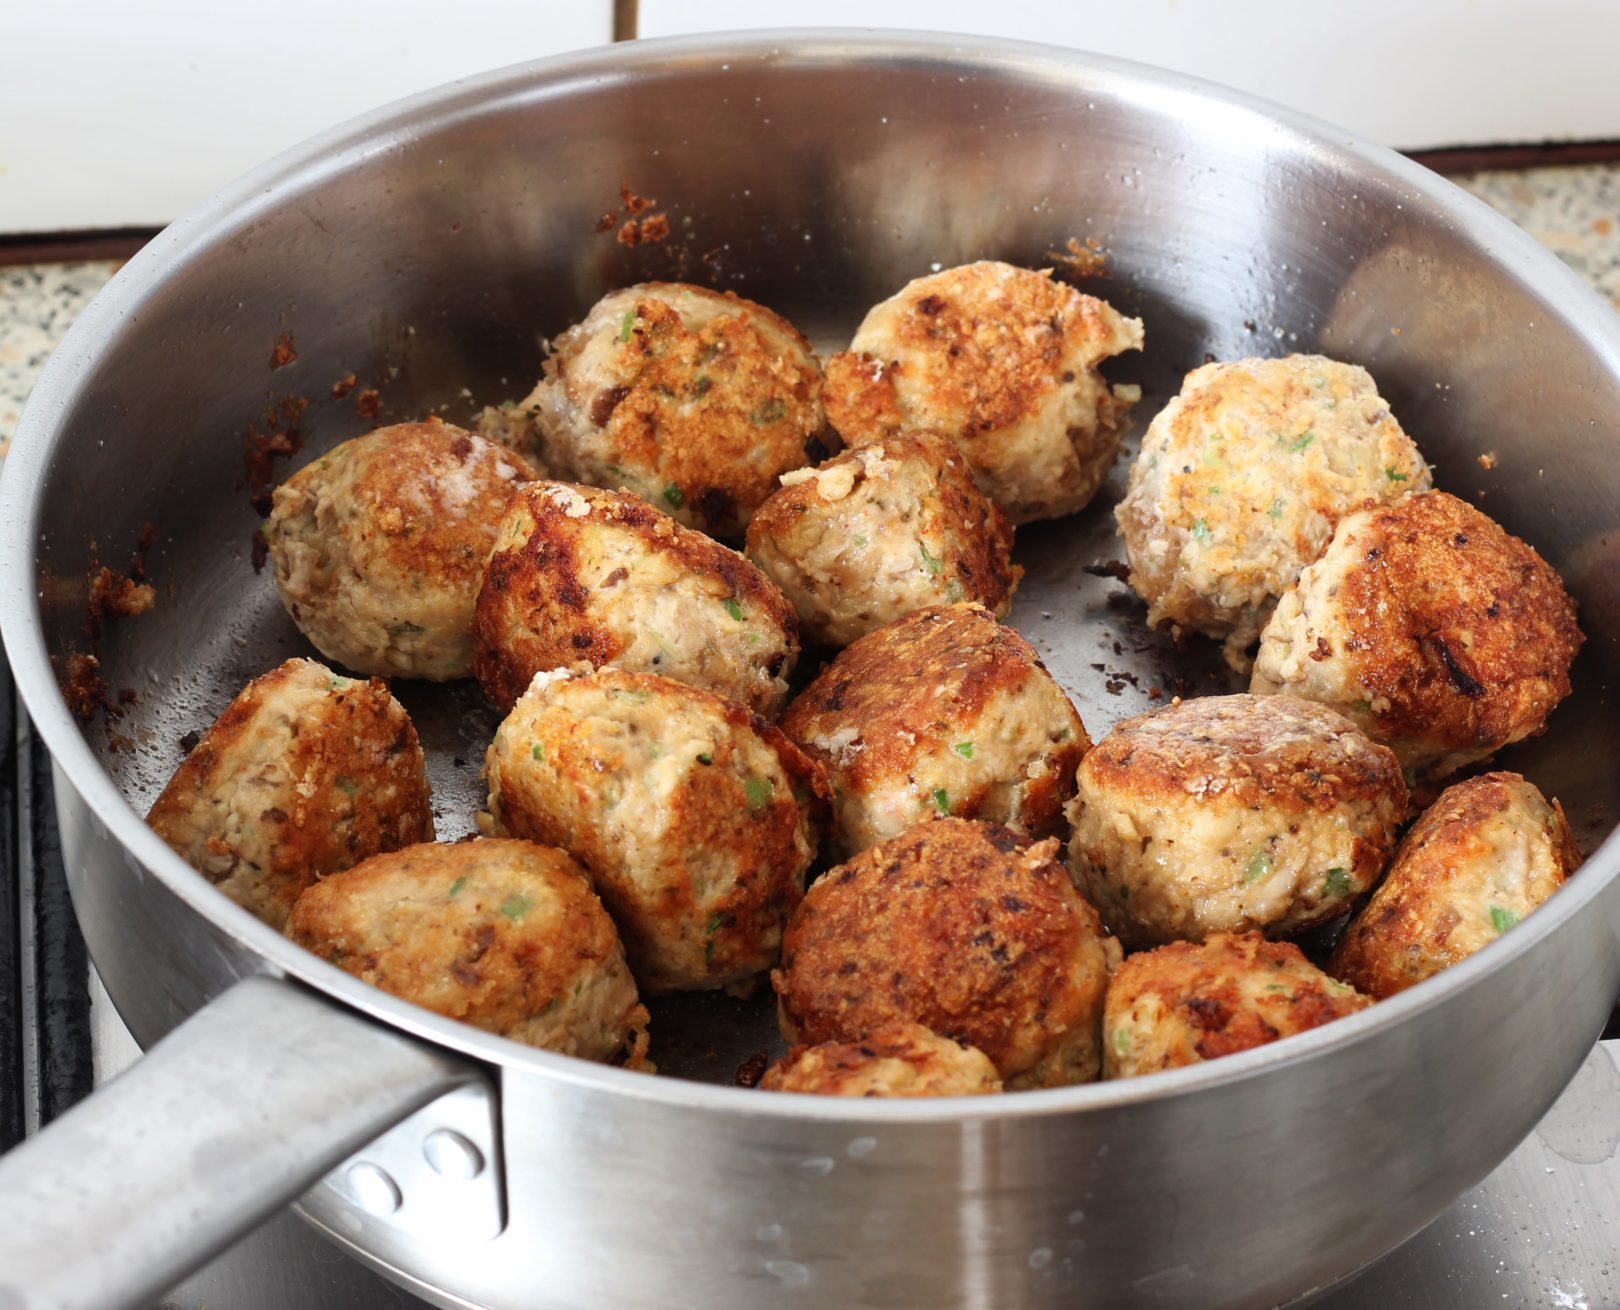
[1267, 496, 1285, 519]
[574, 977, 584, 997]
[531, 743, 544, 761]
[745, 631, 761, 645]
[447, 877, 467, 898]
[697, 342, 721, 365]
[1266, 983, 1289, 993]
[1116, 884, 1130, 902]
[953, 741, 975, 759]
[663, 482, 685, 509]
[542, 997, 559, 1015]
[334, 775, 359, 796]
[606, 463, 628, 479]
[1056, 727, 1073, 742]
[750, 397, 787, 425]
[1490, 905, 1519, 934]
[1288, 430, 1315, 452]
[724, 597, 745, 622]
[945, 578, 964, 603]
[1311, 373, 1328, 388]
[1112, 1028, 1130, 1055]
[500, 894, 533, 921]
[1385, 467, 1409, 482]
[618, 310, 635, 342]
[1350, 698, 1372, 715]
[693, 375, 713, 396]
[387, 620, 426, 636]
[706, 910, 725, 935]
[848, 533, 868, 550]
[1324, 867, 1352, 898]
[745, 777, 774, 813]
[1191, 518, 1210, 541]
[932, 787, 950, 814]
[917, 541, 943, 576]
[1207, 485, 1223, 497]
[696, 752, 713, 766]
[1245, 851, 1272, 883]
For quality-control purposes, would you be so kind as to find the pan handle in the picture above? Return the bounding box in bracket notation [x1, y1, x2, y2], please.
[0, 974, 474, 1310]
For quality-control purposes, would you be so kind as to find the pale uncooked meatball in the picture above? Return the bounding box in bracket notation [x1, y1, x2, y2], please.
[1329, 772, 1580, 998]
[781, 603, 1089, 859]
[526, 283, 830, 539]
[745, 431, 1021, 647]
[264, 420, 536, 680]
[1251, 490, 1583, 783]
[474, 481, 798, 714]
[1066, 694, 1406, 948]
[287, 838, 649, 1065]
[773, 818, 1120, 1089]
[823, 261, 1143, 524]
[484, 668, 828, 994]
[759, 1021, 1003, 1097]
[1104, 932, 1371, 1079]
[146, 658, 434, 929]
[1116, 355, 1430, 668]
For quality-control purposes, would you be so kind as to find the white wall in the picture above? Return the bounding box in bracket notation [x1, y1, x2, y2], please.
[0, 0, 613, 233]
[3, 0, 1617, 235]
[643, 0, 1620, 152]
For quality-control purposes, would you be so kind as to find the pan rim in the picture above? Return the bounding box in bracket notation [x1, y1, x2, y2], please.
[4, 26, 1619, 1124]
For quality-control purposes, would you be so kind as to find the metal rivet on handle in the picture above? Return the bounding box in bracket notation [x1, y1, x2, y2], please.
[345, 1161, 403, 1215]
[422, 1129, 485, 1181]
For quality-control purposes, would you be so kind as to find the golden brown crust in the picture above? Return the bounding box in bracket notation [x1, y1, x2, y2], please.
[1329, 772, 1580, 998]
[781, 604, 1089, 851]
[486, 668, 830, 993]
[743, 431, 1022, 645]
[1104, 932, 1371, 1077]
[146, 659, 434, 928]
[822, 262, 1143, 523]
[759, 1020, 1003, 1097]
[825, 272, 1126, 443]
[286, 838, 649, 1064]
[1081, 693, 1407, 819]
[1321, 491, 1581, 775]
[539, 285, 831, 539]
[772, 818, 1116, 1086]
[472, 481, 799, 713]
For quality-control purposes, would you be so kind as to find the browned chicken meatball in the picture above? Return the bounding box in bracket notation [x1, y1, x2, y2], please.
[146, 658, 434, 929]
[1104, 932, 1371, 1079]
[287, 838, 649, 1064]
[1330, 772, 1581, 998]
[823, 261, 1143, 523]
[526, 283, 830, 539]
[473, 481, 798, 715]
[759, 1021, 1003, 1098]
[264, 420, 537, 680]
[485, 668, 829, 994]
[1117, 355, 1429, 668]
[745, 431, 1021, 648]
[1252, 490, 1583, 783]
[1066, 694, 1407, 948]
[781, 603, 1089, 859]
[773, 818, 1120, 1089]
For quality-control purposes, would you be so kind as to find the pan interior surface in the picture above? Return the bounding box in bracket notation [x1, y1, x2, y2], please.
[16, 36, 1620, 1090]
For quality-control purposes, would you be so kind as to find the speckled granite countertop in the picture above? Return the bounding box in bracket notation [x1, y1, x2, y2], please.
[3, 162, 1620, 456]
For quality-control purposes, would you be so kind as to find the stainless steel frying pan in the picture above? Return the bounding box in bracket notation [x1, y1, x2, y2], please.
[2, 31, 1618, 1310]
